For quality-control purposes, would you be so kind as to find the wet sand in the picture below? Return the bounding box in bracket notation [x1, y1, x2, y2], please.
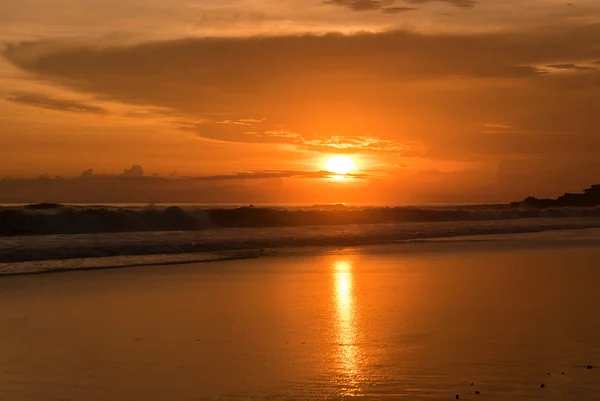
[1, 230, 600, 400]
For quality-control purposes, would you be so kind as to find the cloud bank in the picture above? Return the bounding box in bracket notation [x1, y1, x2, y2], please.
[4, 25, 600, 163]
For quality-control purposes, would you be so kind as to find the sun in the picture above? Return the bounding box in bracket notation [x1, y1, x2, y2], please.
[325, 156, 356, 175]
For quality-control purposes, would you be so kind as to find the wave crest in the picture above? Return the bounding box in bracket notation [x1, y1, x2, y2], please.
[3, 203, 600, 236]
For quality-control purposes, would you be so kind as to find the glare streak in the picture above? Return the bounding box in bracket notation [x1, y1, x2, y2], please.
[333, 260, 360, 396]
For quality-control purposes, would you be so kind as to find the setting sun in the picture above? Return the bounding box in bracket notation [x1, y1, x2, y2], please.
[325, 156, 356, 175]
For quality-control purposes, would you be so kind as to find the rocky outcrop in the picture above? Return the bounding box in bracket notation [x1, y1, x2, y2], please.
[511, 185, 600, 209]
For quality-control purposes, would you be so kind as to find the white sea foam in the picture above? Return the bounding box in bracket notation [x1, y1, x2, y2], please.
[2, 217, 600, 275]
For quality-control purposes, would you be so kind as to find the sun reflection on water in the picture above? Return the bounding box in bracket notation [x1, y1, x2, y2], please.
[333, 260, 361, 396]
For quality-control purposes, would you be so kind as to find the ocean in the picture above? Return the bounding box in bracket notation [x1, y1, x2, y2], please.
[1, 229, 600, 400]
[3, 202, 600, 275]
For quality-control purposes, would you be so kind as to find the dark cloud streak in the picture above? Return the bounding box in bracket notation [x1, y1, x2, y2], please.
[324, 0, 474, 12]
[324, 0, 396, 11]
[7, 92, 108, 114]
[383, 6, 418, 13]
[187, 170, 368, 180]
[546, 63, 597, 71]
[404, 0, 476, 8]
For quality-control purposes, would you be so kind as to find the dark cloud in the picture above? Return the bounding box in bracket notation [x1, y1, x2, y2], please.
[81, 168, 95, 178]
[121, 165, 144, 177]
[177, 120, 301, 145]
[5, 24, 600, 162]
[6, 92, 107, 114]
[0, 167, 366, 203]
[14, 166, 365, 183]
[187, 170, 368, 180]
[546, 63, 597, 71]
[324, 0, 397, 11]
[324, 0, 473, 12]
[382, 6, 418, 13]
[404, 0, 476, 8]
[5, 27, 580, 99]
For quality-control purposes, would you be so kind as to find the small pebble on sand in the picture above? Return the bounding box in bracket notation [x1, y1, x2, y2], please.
[540, 384, 545, 389]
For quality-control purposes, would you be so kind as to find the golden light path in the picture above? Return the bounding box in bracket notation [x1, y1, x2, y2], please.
[333, 260, 361, 396]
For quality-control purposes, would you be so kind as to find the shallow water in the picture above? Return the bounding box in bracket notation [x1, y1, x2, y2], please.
[3, 216, 600, 270]
[1, 236, 600, 400]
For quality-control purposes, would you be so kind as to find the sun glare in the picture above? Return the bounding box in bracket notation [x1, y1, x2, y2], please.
[325, 156, 356, 175]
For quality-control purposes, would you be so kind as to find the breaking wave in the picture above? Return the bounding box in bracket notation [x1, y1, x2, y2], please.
[2, 214, 600, 275]
[3, 203, 600, 236]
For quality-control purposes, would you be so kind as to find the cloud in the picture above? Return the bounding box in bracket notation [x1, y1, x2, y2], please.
[121, 165, 144, 177]
[178, 120, 301, 145]
[324, 0, 473, 12]
[5, 24, 600, 162]
[81, 168, 95, 178]
[187, 170, 368, 181]
[301, 136, 426, 155]
[383, 6, 418, 13]
[546, 63, 597, 71]
[30, 166, 366, 182]
[0, 167, 367, 203]
[179, 119, 421, 155]
[6, 92, 108, 114]
[4, 28, 573, 106]
[324, 0, 397, 11]
[403, 0, 476, 8]
[483, 123, 516, 134]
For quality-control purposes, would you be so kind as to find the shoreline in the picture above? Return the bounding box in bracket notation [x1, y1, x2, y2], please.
[3, 226, 600, 277]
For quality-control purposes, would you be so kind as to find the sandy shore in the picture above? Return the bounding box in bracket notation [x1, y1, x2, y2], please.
[1, 229, 600, 400]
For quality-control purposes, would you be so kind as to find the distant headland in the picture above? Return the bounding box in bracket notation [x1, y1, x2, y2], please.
[511, 185, 600, 209]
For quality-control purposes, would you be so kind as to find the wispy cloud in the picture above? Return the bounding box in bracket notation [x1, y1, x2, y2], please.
[6, 93, 108, 114]
[383, 6, 418, 13]
[483, 123, 516, 134]
[546, 63, 597, 71]
[324, 0, 474, 13]
[180, 119, 422, 156]
[301, 136, 425, 156]
[186, 170, 368, 180]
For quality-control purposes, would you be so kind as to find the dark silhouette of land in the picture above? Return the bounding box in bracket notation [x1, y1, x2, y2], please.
[511, 185, 600, 209]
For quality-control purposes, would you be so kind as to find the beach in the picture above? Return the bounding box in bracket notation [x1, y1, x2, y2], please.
[1, 229, 600, 400]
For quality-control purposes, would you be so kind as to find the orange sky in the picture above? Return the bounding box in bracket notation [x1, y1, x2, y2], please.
[1, 0, 600, 204]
